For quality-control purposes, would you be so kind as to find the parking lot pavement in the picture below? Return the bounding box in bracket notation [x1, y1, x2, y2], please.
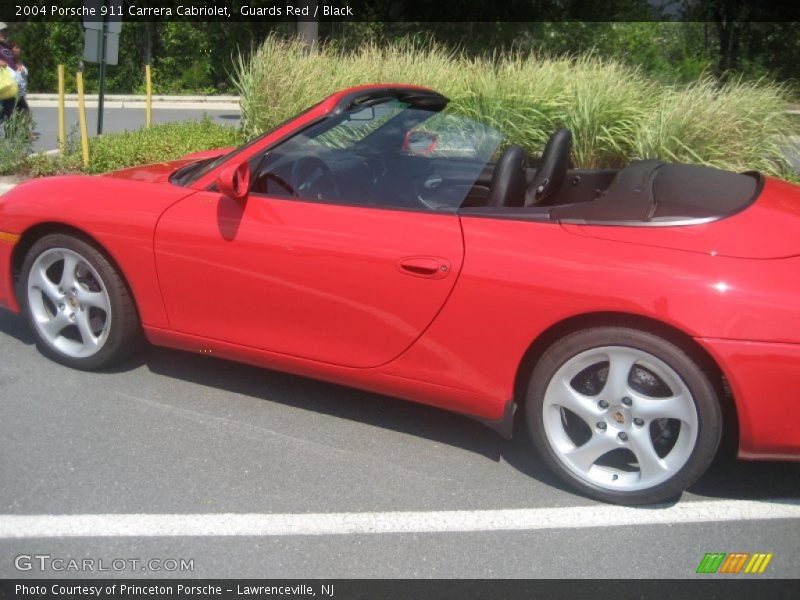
[1, 309, 799, 578]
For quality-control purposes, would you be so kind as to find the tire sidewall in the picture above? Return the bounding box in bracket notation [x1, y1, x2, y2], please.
[526, 327, 722, 505]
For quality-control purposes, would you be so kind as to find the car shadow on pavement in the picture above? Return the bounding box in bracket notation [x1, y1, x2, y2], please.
[0, 310, 36, 345]
[689, 454, 800, 501]
[142, 344, 800, 503]
[140, 344, 572, 494]
[0, 311, 152, 372]
[5, 307, 797, 503]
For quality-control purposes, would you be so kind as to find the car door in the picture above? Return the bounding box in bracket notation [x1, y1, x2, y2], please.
[153, 190, 463, 368]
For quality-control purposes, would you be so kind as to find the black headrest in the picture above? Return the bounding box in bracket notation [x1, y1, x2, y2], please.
[525, 128, 572, 207]
[486, 146, 527, 208]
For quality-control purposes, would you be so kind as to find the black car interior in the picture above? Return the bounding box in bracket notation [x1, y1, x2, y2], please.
[244, 87, 762, 226]
[461, 129, 762, 224]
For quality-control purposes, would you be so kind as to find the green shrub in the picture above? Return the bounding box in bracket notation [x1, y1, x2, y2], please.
[0, 111, 35, 176]
[79, 117, 243, 174]
[16, 117, 241, 178]
[23, 151, 82, 178]
[234, 36, 797, 180]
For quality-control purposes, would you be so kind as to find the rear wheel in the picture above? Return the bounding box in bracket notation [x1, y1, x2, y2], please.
[20, 233, 143, 370]
[526, 327, 722, 504]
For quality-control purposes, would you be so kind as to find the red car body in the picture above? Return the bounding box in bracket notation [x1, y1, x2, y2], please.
[1, 84, 799, 461]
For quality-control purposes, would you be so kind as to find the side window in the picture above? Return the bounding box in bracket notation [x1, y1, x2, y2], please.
[248, 101, 503, 213]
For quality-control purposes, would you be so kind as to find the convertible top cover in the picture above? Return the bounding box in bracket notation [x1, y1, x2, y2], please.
[551, 160, 761, 224]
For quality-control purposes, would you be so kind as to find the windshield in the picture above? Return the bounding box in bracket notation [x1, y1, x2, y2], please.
[173, 100, 325, 187]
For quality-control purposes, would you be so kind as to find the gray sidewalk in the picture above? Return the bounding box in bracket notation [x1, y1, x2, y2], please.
[26, 94, 240, 111]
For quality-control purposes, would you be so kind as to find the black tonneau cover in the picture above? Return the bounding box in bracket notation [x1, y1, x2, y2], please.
[551, 160, 761, 224]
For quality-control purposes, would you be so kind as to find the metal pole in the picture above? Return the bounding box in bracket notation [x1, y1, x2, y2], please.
[57, 65, 66, 155]
[145, 64, 152, 128]
[76, 71, 90, 167]
[97, 9, 108, 135]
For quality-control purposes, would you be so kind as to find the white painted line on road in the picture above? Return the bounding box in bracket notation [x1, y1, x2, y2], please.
[1, 499, 799, 539]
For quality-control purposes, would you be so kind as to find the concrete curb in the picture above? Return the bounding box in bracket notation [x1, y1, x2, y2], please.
[26, 94, 240, 111]
[27, 93, 240, 103]
[28, 100, 240, 110]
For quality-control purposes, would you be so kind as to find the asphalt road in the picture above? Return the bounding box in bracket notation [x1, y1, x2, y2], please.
[1, 308, 799, 579]
[27, 105, 240, 153]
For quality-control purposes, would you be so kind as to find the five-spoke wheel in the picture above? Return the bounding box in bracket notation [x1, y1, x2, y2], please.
[20, 233, 143, 370]
[527, 327, 722, 504]
[27, 247, 112, 359]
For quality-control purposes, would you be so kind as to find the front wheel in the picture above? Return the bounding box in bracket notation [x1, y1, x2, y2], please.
[20, 233, 143, 370]
[526, 327, 722, 505]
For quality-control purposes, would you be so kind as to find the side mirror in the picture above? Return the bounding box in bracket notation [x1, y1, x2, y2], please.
[216, 161, 250, 201]
[403, 130, 439, 155]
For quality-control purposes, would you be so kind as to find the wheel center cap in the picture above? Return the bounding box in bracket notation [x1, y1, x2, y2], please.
[67, 296, 78, 309]
[612, 411, 626, 425]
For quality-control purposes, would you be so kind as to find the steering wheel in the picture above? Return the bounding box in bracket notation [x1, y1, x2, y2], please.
[261, 172, 297, 197]
[289, 156, 340, 202]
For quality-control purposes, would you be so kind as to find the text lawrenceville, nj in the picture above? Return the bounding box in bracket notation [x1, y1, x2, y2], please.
[15, 584, 321, 596]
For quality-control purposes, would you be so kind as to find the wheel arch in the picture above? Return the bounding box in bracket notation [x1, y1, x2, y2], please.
[11, 222, 141, 321]
[512, 311, 739, 450]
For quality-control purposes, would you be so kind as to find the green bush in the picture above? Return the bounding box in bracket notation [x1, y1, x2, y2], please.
[234, 36, 797, 180]
[22, 151, 82, 178]
[79, 117, 242, 175]
[20, 117, 242, 178]
[0, 111, 35, 176]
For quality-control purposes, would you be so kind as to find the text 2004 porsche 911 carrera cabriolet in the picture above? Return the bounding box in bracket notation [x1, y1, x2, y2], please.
[0, 84, 798, 504]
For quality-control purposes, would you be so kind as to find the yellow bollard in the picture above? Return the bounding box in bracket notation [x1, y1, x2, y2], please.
[145, 64, 152, 128]
[76, 71, 90, 168]
[57, 65, 66, 155]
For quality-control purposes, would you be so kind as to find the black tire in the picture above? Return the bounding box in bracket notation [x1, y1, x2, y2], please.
[525, 326, 722, 505]
[19, 233, 143, 370]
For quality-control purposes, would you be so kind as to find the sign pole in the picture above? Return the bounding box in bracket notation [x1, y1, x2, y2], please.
[76, 71, 90, 167]
[145, 64, 152, 128]
[57, 65, 66, 155]
[83, 0, 122, 135]
[97, 10, 108, 135]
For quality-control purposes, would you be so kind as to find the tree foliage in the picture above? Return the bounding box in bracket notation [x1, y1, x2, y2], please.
[4, 20, 798, 96]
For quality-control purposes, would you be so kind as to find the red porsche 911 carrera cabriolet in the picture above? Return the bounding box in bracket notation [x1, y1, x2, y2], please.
[1, 84, 798, 504]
